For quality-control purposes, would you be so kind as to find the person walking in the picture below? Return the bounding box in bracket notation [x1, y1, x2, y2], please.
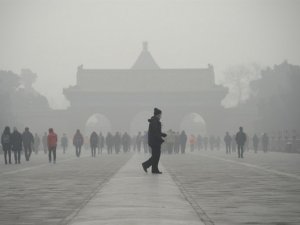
[189, 134, 196, 152]
[11, 127, 22, 164]
[236, 127, 247, 158]
[90, 131, 99, 157]
[253, 134, 259, 153]
[136, 132, 142, 153]
[224, 132, 232, 154]
[165, 130, 173, 154]
[42, 132, 48, 154]
[196, 134, 203, 151]
[179, 131, 187, 154]
[1, 126, 12, 164]
[73, 129, 84, 157]
[61, 133, 68, 154]
[114, 132, 121, 154]
[98, 132, 105, 154]
[22, 127, 34, 161]
[47, 128, 57, 164]
[122, 132, 131, 153]
[142, 108, 167, 174]
[142, 131, 148, 154]
[174, 132, 180, 154]
[106, 132, 113, 154]
[34, 133, 40, 154]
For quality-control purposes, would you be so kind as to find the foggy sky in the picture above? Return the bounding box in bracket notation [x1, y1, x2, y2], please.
[0, 0, 299, 109]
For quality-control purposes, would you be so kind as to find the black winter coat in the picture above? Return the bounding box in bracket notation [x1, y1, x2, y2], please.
[90, 132, 99, 147]
[1, 132, 11, 149]
[11, 131, 22, 151]
[236, 131, 247, 145]
[147, 116, 167, 147]
[22, 131, 34, 146]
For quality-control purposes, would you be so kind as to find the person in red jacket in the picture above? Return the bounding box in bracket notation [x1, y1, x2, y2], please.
[47, 128, 57, 164]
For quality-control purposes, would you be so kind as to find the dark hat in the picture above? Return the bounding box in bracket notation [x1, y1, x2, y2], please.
[154, 107, 162, 116]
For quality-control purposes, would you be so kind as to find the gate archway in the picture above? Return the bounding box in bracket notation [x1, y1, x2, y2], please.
[85, 113, 112, 136]
[179, 112, 207, 136]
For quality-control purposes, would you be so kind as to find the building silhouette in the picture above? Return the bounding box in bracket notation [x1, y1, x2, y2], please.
[62, 42, 227, 135]
[7, 42, 259, 136]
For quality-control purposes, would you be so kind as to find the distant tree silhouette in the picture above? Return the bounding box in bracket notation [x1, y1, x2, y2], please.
[0, 69, 50, 129]
[251, 61, 300, 131]
[20, 69, 37, 91]
[12, 69, 49, 112]
[0, 70, 19, 128]
[221, 63, 261, 108]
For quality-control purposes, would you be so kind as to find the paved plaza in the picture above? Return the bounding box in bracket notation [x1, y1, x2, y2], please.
[0, 151, 132, 225]
[163, 151, 300, 225]
[0, 149, 299, 225]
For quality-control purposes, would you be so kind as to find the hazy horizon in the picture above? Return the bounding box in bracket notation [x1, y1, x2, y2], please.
[1, 0, 299, 109]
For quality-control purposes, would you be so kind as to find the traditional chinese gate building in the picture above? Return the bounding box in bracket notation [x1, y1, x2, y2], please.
[62, 42, 231, 135]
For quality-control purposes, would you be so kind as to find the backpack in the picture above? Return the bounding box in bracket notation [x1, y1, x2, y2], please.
[2, 134, 10, 144]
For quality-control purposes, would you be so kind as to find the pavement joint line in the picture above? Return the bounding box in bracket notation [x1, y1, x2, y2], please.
[62, 154, 133, 225]
[164, 166, 215, 225]
[0, 155, 90, 176]
[198, 153, 300, 181]
[68, 154, 205, 225]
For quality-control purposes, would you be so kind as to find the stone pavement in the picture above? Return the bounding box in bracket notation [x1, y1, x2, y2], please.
[1, 149, 300, 225]
[69, 154, 204, 225]
[0, 151, 132, 225]
[162, 150, 300, 225]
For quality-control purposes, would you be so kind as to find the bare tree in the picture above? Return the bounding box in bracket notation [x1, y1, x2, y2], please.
[221, 63, 262, 108]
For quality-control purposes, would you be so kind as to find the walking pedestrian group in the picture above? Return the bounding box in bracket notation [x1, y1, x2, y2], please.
[1, 107, 298, 165]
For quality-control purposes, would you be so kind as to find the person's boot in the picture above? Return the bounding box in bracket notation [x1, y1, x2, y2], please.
[142, 163, 147, 173]
[152, 170, 162, 174]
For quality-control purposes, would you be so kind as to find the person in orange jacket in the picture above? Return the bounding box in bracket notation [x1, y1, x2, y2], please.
[47, 128, 58, 164]
[189, 134, 196, 152]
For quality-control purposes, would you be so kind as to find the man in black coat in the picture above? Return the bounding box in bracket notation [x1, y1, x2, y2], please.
[22, 127, 34, 161]
[1, 126, 12, 164]
[179, 131, 187, 154]
[11, 127, 23, 164]
[142, 108, 167, 174]
[224, 131, 232, 154]
[236, 127, 247, 158]
[90, 131, 99, 157]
